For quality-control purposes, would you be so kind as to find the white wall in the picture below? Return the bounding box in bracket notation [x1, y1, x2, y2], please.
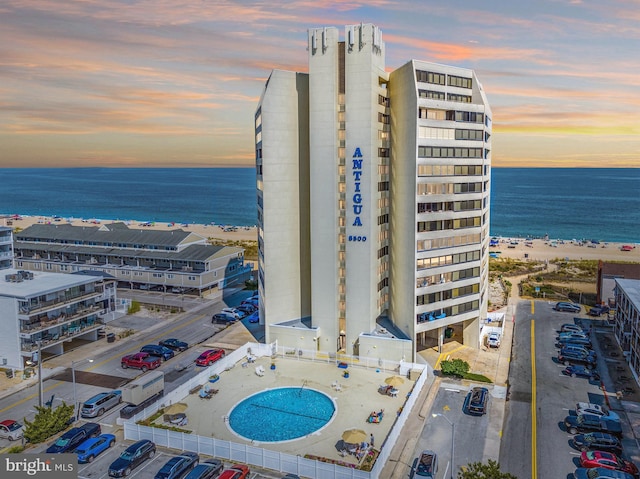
[259, 70, 311, 342]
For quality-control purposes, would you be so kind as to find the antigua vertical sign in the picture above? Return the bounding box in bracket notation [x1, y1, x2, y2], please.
[348, 147, 366, 243]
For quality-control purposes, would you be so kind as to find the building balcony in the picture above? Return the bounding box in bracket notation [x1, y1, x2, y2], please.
[18, 290, 103, 316]
[20, 304, 104, 334]
[20, 319, 105, 352]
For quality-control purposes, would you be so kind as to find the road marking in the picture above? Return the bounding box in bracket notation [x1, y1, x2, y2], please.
[531, 319, 537, 479]
[531, 300, 535, 315]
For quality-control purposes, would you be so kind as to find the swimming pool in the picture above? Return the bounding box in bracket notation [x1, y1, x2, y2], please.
[228, 387, 336, 442]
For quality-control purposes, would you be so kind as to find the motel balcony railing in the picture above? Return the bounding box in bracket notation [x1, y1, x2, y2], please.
[20, 320, 105, 352]
[20, 304, 104, 334]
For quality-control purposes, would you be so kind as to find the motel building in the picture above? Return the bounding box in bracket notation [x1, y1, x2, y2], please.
[255, 24, 492, 362]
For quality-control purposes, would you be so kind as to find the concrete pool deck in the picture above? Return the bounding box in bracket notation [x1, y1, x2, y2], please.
[153, 354, 418, 468]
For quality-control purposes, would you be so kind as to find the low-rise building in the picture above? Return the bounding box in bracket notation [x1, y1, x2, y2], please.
[0, 226, 13, 270]
[597, 261, 640, 307]
[0, 268, 117, 369]
[613, 278, 640, 377]
[13, 223, 250, 296]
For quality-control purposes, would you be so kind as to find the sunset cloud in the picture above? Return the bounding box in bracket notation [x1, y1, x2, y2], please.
[0, 0, 638, 167]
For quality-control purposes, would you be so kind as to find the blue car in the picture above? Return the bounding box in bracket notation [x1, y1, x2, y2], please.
[75, 434, 116, 463]
[247, 311, 259, 323]
[154, 452, 199, 479]
[140, 344, 175, 361]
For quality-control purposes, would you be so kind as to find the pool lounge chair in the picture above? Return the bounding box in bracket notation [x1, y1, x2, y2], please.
[255, 365, 265, 376]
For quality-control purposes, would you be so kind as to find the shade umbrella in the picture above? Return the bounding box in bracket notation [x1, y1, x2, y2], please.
[384, 376, 405, 387]
[342, 428, 368, 444]
[164, 403, 188, 415]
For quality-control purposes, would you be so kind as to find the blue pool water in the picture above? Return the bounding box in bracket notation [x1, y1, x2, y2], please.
[228, 387, 336, 442]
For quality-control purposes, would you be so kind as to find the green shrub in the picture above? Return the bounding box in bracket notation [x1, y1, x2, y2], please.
[127, 300, 141, 314]
[440, 358, 470, 377]
[23, 403, 75, 444]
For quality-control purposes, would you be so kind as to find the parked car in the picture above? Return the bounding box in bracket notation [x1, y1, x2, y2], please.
[572, 432, 623, 454]
[81, 390, 122, 418]
[212, 313, 238, 323]
[0, 419, 24, 441]
[184, 459, 224, 479]
[108, 439, 156, 477]
[589, 305, 611, 317]
[219, 464, 250, 479]
[236, 304, 256, 315]
[562, 365, 600, 381]
[154, 452, 199, 479]
[241, 297, 259, 307]
[557, 337, 593, 349]
[246, 311, 260, 323]
[576, 402, 621, 422]
[75, 433, 116, 463]
[557, 331, 589, 341]
[195, 349, 225, 366]
[561, 324, 588, 334]
[121, 352, 162, 371]
[487, 333, 501, 348]
[572, 466, 634, 479]
[140, 344, 175, 361]
[410, 450, 438, 478]
[159, 339, 189, 352]
[46, 422, 101, 453]
[555, 302, 582, 313]
[220, 308, 244, 319]
[579, 450, 638, 477]
[463, 387, 489, 416]
[561, 345, 595, 358]
[558, 350, 597, 368]
[564, 414, 623, 437]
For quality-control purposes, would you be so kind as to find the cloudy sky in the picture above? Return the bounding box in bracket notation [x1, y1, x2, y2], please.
[1, 0, 639, 168]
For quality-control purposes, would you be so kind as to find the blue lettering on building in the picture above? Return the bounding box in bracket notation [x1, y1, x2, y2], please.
[349, 148, 366, 240]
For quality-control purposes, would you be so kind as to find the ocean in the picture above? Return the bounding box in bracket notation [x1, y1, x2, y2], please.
[0, 167, 638, 243]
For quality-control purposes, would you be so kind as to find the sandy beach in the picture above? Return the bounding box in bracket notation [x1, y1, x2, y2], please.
[2, 214, 639, 264]
[488, 237, 640, 263]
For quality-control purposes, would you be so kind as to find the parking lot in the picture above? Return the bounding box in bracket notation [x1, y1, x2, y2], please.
[75, 443, 284, 479]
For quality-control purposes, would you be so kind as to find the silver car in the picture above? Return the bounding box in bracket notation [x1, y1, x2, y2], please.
[81, 390, 122, 418]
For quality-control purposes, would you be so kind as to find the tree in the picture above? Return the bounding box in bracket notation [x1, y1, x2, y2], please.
[23, 402, 74, 444]
[458, 460, 518, 479]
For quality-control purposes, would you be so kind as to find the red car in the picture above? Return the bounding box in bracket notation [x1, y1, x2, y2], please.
[580, 450, 639, 477]
[195, 349, 225, 367]
[219, 464, 249, 479]
[121, 352, 161, 371]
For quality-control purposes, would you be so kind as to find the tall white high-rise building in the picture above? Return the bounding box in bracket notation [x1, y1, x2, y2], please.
[255, 24, 491, 361]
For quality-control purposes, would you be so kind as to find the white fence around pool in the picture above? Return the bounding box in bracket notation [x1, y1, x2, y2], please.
[122, 341, 430, 479]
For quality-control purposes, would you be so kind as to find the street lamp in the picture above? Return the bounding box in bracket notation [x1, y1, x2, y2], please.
[432, 413, 455, 479]
[71, 359, 93, 421]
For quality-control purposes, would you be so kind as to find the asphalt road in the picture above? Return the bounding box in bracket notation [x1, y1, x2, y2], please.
[501, 300, 632, 479]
